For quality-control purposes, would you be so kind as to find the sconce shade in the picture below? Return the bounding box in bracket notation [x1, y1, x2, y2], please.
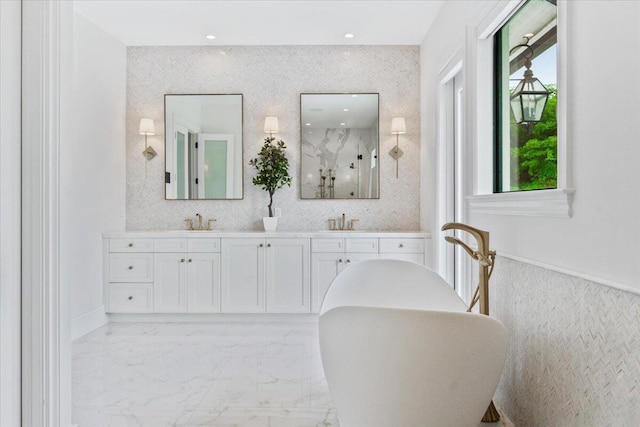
[139, 118, 155, 135]
[391, 117, 406, 135]
[264, 116, 279, 134]
[510, 69, 550, 124]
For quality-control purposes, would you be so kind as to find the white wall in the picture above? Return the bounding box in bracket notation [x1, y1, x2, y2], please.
[421, 0, 640, 290]
[0, 1, 22, 424]
[126, 45, 421, 231]
[62, 11, 126, 339]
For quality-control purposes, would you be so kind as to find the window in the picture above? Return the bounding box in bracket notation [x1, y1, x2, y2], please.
[494, 0, 557, 193]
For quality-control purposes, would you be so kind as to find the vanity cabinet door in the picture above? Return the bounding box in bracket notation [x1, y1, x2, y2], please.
[221, 238, 266, 313]
[311, 252, 344, 313]
[187, 252, 221, 313]
[265, 238, 310, 313]
[343, 253, 379, 267]
[154, 253, 187, 313]
[310, 252, 379, 313]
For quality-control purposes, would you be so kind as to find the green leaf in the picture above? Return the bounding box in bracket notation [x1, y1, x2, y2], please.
[249, 136, 292, 216]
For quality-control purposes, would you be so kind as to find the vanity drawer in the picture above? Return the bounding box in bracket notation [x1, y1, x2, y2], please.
[108, 283, 153, 313]
[312, 239, 344, 253]
[345, 238, 379, 253]
[188, 238, 221, 253]
[108, 253, 154, 282]
[110, 238, 153, 252]
[379, 252, 425, 265]
[154, 238, 187, 253]
[379, 238, 425, 254]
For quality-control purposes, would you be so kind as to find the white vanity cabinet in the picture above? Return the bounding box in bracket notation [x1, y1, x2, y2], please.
[221, 238, 265, 313]
[265, 238, 310, 313]
[105, 238, 154, 313]
[153, 238, 221, 313]
[379, 238, 426, 265]
[311, 238, 379, 313]
[220, 238, 310, 313]
[103, 231, 429, 316]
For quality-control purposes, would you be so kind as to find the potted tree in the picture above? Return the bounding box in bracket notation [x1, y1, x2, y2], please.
[249, 136, 292, 231]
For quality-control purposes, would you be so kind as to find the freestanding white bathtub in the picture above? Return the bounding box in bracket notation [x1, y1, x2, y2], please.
[319, 259, 508, 427]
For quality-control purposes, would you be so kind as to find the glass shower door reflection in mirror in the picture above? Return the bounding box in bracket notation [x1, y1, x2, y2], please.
[198, 134, 234, 199]
[165, 94, 243, 200]
[300, 93, 379, 199]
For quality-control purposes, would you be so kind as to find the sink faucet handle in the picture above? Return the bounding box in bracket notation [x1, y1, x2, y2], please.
[184, 219, 194, 230]
[328, 219, 336, 230]
[207, 219, 216, 230]
[349, 219, 359, 230]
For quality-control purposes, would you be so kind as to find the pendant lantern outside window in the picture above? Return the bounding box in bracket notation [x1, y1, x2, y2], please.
[509, 36, 551, 124]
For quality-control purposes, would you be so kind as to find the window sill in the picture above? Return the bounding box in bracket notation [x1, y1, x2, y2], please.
[467, 188, 575, 218]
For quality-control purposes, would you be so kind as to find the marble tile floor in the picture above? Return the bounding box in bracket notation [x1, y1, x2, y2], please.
[73, 321, 513, 427]
[73, 322, 337, 426]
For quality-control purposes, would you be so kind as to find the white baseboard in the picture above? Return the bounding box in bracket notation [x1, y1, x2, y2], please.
[71, 305, 107, 340]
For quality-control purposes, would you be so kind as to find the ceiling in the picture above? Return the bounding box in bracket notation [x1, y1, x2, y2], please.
[72, 0, 445, 46]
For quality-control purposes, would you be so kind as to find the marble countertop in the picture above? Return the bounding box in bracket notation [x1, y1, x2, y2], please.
[103, 230, 432, 239]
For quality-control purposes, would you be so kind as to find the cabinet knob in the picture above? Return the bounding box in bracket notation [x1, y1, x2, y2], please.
[339, 258, 343, 263]
[128, 296, 133, 300]
[181, 258, 185, 262]
[128, 266, 133, 270]
[267, 243, 271, 247]
[346, 259, 351, 263]
[128, 243, 133, 247]
[188, 259, 192, 262]
[259, 243, 264, 247]
[399, 243, 404, 248]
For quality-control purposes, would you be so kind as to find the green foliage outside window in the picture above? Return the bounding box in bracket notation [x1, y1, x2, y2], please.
[510, 86, 557, 190]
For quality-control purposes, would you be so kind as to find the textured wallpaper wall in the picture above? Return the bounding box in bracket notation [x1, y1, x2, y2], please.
[491, 257, 640, 426]
[126, 45, 420, 231]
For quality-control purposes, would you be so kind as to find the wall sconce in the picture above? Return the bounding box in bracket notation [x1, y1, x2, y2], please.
[509, 35, 550, 124]
[264, 116, 279, 138]
[139, 118, 157, 160]
[139, 118, 156, 178]
[389, 117, 406, 178]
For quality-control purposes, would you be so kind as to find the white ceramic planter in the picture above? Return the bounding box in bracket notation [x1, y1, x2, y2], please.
[263, 217, 278, 231]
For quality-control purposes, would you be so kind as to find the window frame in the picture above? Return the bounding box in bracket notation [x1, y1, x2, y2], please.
[467, 0, 574, 218]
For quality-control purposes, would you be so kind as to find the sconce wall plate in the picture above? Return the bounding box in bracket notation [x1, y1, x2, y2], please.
[389, 147, 404, 160]
[142, 146, 157, 160]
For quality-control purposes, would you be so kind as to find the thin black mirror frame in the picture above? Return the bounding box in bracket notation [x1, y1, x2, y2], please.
[164, 93, 244, 200]
[299, 92, 380, 200]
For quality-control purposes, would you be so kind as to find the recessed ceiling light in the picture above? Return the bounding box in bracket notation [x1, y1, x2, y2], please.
[340, 122, 346, 126]
[344, 33, 355, 39]
[343, 108, 349, 112]
[305, 123, 311, 126]
[351, 94, 358, 98]
[206, 34, 216, 40]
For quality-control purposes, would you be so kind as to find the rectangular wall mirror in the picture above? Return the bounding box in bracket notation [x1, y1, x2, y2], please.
[300, 93, 379, 199]
[165, 94, 243, 200]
